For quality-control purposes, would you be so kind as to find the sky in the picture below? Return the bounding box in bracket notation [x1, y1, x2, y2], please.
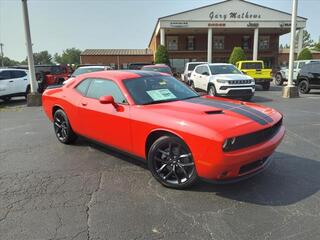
[0, 0, 319, 61]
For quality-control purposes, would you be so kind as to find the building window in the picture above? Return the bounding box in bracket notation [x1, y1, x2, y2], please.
[242, 36, 251, 50]
[187, 36, 195, 50]
[259, 36, 270, 50]
[213, 36, 224, 50]
[167, 36, 178, 51]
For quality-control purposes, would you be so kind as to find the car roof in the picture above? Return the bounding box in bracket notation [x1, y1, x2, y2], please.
[77, 70, 165, 82]
[77, 65, 107, 69]
[187, 62, 206, 64]
[0, 68, 27, 71]
[196, 63, 232, 67]
[142, 64, 169, 68]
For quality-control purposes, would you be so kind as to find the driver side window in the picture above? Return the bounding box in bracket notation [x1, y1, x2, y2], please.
[86, 79, 127, 104]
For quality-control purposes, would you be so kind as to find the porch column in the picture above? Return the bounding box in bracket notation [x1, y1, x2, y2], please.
[253, 28, 259, 60]
[160, 28, 165, 46]
[297, 29, 304, 55]
[207, 28, 213, 63]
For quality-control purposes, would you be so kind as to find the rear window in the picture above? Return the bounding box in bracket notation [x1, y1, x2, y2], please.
[0, 70, 11, 80]
[187, 63, 202, 71]
[11, 70, 27, 78]
[241, 62, 263, 70]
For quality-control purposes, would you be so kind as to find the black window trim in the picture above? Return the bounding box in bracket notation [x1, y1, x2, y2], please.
[75, 77, 128, 105]
[74, 78, 92, 96]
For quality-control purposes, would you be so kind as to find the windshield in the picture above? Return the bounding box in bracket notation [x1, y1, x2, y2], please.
[72, 67, 104, 77]
[123, 76, 199, 105]
[209, 65, 242, 75]
[241, 62, 263, 70]
[142, 67, 172, 74]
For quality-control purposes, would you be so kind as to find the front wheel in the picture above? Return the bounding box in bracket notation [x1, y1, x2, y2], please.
[298, 80, 310, 94]
[53, 109, 78, 144]
[275, 73, 284, 86]
[208, 84, 217, 96]
[148, 136, 198, 189]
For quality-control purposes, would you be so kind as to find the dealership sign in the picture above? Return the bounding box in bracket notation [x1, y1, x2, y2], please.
[209, 11, 262, 21]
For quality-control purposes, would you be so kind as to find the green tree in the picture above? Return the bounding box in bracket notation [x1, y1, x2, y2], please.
[229, 47, 246, 65]
[313, 41, 320, 51]
[54, 48, 81, 64]
[296, 30, 314, 48]
[21, 50, 53, 65]
[297, 48, 312, 60]
[155, 45, 169, 64]
[0, 56, 19, 66]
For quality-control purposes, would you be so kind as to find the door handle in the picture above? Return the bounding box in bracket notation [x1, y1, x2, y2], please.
[23, 79, 27, 81]
[81, 102, 88, 106]
[9, 80, 14, 83]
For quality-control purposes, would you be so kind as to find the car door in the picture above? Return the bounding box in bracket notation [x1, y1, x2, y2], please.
[0, 70, 14, 96]
[192, 66, 202, 89]
[77, 78, 132, 152]
[310, 63, 320, 86]
[11, 70, 28, 93]
[200, 66, 211, 90]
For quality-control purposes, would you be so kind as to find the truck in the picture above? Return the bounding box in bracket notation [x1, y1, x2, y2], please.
[275, 60, 320, 86]
[236, 60, 272, 90]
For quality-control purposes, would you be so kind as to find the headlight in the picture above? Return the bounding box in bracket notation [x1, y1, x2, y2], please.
[222, 137, 237, 151]
[217, 79, 227, 83]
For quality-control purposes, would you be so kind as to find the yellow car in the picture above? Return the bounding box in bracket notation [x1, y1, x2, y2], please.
[236, 60, 272, 90]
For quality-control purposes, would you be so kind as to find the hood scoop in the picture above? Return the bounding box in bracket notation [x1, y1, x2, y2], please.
[204, 109, 224, 115]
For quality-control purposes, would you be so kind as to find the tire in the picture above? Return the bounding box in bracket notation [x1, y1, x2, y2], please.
[275, 73, 284, 86]
[208, 84, 217, 96]
[53, 109, 78, 144]
[25, 85, 30, 99]
[298, 80, 310, 94]
[147, 135, 198, 189]
[190, 81, 195, 89]
[262, 82, 270, 91]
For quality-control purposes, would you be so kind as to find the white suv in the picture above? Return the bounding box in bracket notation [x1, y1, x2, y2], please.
[0, 68, 30, 102]
[190, 63, 255, 100]
[181, 62, 206, 83]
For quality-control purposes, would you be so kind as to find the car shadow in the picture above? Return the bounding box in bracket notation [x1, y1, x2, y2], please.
[72, 137, 320, 206]
[189, 151, 320, 206]
[251, 95, 273, 103]
[0, 97, 26, 108]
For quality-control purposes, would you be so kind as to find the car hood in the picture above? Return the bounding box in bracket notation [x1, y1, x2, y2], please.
[138, 96, 281, 140]
[213, 74, 252, 80]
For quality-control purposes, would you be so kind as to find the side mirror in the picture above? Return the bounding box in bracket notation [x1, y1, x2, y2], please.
[99, 95, 123, 111]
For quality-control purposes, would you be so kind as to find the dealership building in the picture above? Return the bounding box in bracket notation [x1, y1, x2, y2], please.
[80, 0, 307, 72]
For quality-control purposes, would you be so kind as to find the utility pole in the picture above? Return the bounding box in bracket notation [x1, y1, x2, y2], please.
[0, 43, 4, 67]
[22, 0, 41, 106]
[282, 0, 299, 98]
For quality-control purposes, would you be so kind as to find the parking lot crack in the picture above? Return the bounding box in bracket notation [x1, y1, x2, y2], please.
[85, 172, 103, 240]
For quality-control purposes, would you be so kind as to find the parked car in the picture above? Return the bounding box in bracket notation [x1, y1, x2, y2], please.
[128, 62, 152, 70]
[190, 63, 255, 100]
[141, 64, 173, 75]
[0, 68, 30, 102]
[42, 70, 284, 189]
[236, 60, 272, 90]
[181, 62, 206, 83]
[275, 60, 320, 86]
[296, 61, 320, 94]
[64, 65, 112, 84]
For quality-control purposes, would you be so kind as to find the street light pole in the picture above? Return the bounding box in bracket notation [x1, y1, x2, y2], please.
[282, 0, 299, 98]
[21, 0, 41, 105]
[0, 43, 4, 67]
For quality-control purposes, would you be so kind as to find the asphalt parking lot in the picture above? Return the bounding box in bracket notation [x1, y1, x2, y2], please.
[0, 85, 320, 240]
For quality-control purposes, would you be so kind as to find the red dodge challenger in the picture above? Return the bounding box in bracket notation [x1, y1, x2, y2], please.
[42, 70, 285, 189]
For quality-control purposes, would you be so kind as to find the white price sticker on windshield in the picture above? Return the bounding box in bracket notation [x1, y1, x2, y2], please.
[146, 89, 177, 101]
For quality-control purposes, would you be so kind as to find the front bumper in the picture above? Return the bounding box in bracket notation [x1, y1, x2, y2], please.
[195, 125, 285, 182]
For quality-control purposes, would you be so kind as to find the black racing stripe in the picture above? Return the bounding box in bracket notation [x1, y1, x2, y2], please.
[187, 97, 273, 124]
[184, 97, 268, 125]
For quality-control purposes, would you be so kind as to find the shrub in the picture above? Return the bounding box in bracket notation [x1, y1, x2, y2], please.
[229, 47, 246, 65]
[155, 45, 169, 64]
[297, 48, 312, 60]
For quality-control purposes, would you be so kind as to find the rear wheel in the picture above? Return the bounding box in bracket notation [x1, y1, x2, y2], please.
[53, 109, 78, 144]
[190, 81, 195, 89]
[275, 73, 284, 86]
[298, 80, 310, 94]
[148, 135, 198, 189]
[262, 82, 270, 90]
[208, 84, 217, 96]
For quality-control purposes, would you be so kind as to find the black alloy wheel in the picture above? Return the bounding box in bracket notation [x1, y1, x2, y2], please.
[148, 136, 198, 189]
[298, 80, 310, 94]
[275, 73, 283, 86]
[53, 109, 77, 144]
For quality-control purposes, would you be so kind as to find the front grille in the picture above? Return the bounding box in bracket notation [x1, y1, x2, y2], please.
[224, 118, 283, 152]
[229, 80, 252, 84]
[239, 157, 268, 175]
[227, 89, 253, 96]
